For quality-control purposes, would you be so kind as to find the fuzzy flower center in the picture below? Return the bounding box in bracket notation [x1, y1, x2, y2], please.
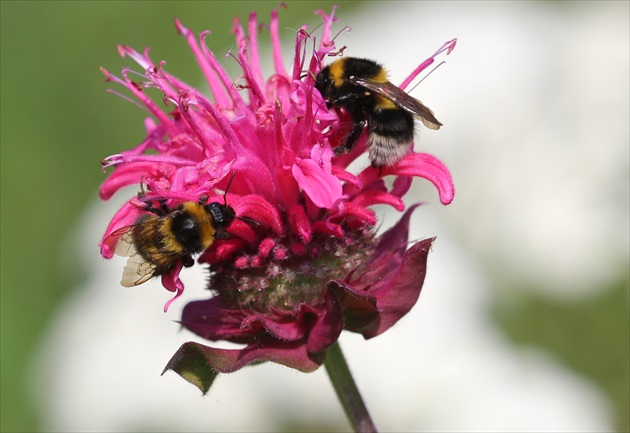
[211, 228, 375, 311]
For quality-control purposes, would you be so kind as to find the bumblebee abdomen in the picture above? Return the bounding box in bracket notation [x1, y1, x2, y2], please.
[130, 215, 177, 273]
[367, 107, 415, 167]
[368, 106, 415, 142]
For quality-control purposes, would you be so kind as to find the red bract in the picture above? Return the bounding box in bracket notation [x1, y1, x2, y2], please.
[99, 7, 455, 390]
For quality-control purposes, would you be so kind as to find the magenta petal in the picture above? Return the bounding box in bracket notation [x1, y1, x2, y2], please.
[100, 202, 144, 259]
[181, 298, 257, 343]
[161, 262, 185, 312]
[351, 189, 405, 211]
[391, 175, 413, 198]
[382, 153, 455, 205]
[337, 205, 434, 337]
[328, 280, 379, 333]
[361, 237, 434, 338]
[305, 289, 343, 353]
[164, 339, 324, 393]
[232, 195, 283, 236]
[292, 158, 343, 209]
[353, 204, 420, 284]
[241, 314, 306, 342]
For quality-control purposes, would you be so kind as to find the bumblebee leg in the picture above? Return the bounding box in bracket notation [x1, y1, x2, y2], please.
[334, 118, 366, 156]
[142, 199, 169, 216]
[159, 200, 169, 214]
[182, 255, 195, 268]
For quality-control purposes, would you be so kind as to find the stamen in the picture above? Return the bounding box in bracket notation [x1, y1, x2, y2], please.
[327, 45, 347, 58]
[101, 154, 125, 171]
[399, 38, 457, 90]
[105, 89, 149, 113]
[315, 5, 338, 47]
[330, 26, 351, 47]
[407, 60, 446, 94]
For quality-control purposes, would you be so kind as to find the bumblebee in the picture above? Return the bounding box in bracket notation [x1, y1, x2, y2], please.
[109, 184, 237, 287]
[315, 57, 442, 167]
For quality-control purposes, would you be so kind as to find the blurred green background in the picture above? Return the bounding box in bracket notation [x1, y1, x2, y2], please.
[1, 1, 628, 432]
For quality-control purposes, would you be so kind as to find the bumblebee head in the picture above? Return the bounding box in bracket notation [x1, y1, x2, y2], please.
[315, 66, 334, 107]
[202, 173, 257, 239]
[205, 202, 236, 232]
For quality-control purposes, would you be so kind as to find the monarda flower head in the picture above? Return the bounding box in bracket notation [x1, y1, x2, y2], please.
[100, 7, 455, 392]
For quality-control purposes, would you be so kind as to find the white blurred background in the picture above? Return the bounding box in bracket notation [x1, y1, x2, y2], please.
[11, 1, 628, 432]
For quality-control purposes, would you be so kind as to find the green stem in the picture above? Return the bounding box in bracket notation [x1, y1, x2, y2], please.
[324, 341, 378, 433]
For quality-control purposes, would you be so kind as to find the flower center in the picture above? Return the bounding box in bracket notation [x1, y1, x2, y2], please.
[210, 229, 376, 311]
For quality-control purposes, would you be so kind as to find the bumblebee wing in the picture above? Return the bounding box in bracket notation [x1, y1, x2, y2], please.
[351, 77, 442, 130]
[110, 224, 157, 286]
[112, 228, 136, 257]
[121, 248, 157, 287]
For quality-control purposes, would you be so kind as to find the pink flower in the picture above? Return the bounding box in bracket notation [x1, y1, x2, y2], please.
[99, 7, 455, 390]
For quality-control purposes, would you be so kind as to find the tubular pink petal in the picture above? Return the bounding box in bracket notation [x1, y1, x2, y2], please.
[200, 239, 248, 264]
[399, 38, 457, 90]
[291, 27, 309, 81]
[175, 97, 219, 154]
[289, 204, 312, 243]
[117, 45, 152, 70]
[247, 13, 265, 91]
[193, 95, 243, 156]
[99, 161, 173, 200]
[315, 6, 338, 48]
[332, 166, 362, 189]
[380, 153, 455, 205]
[120, 69, 177, 133]
[199, 31, 247, 112]
[174, 19, 229, 108]
[270, 9, 287, 77]
[232, 17, 266, 108]
[162, 262, 185, 312]
[312, 220, 344, 237]
[228, 219, 258, 244]
[231, 195, 283, 236]
[351, 190, 405, 212]
[339, 202, 377, 226]
[106, 154, 196, 167]
[258, 238, 276, 258]
[100, 66, 127, 87]
[391, 175, 413, 198]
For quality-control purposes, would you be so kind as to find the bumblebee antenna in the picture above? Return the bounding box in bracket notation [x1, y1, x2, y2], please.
[236, 215, 260, 226]
[408, 60, 446, 94]
[221, 171, 259, 226]
[223, 171, 236, 206]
